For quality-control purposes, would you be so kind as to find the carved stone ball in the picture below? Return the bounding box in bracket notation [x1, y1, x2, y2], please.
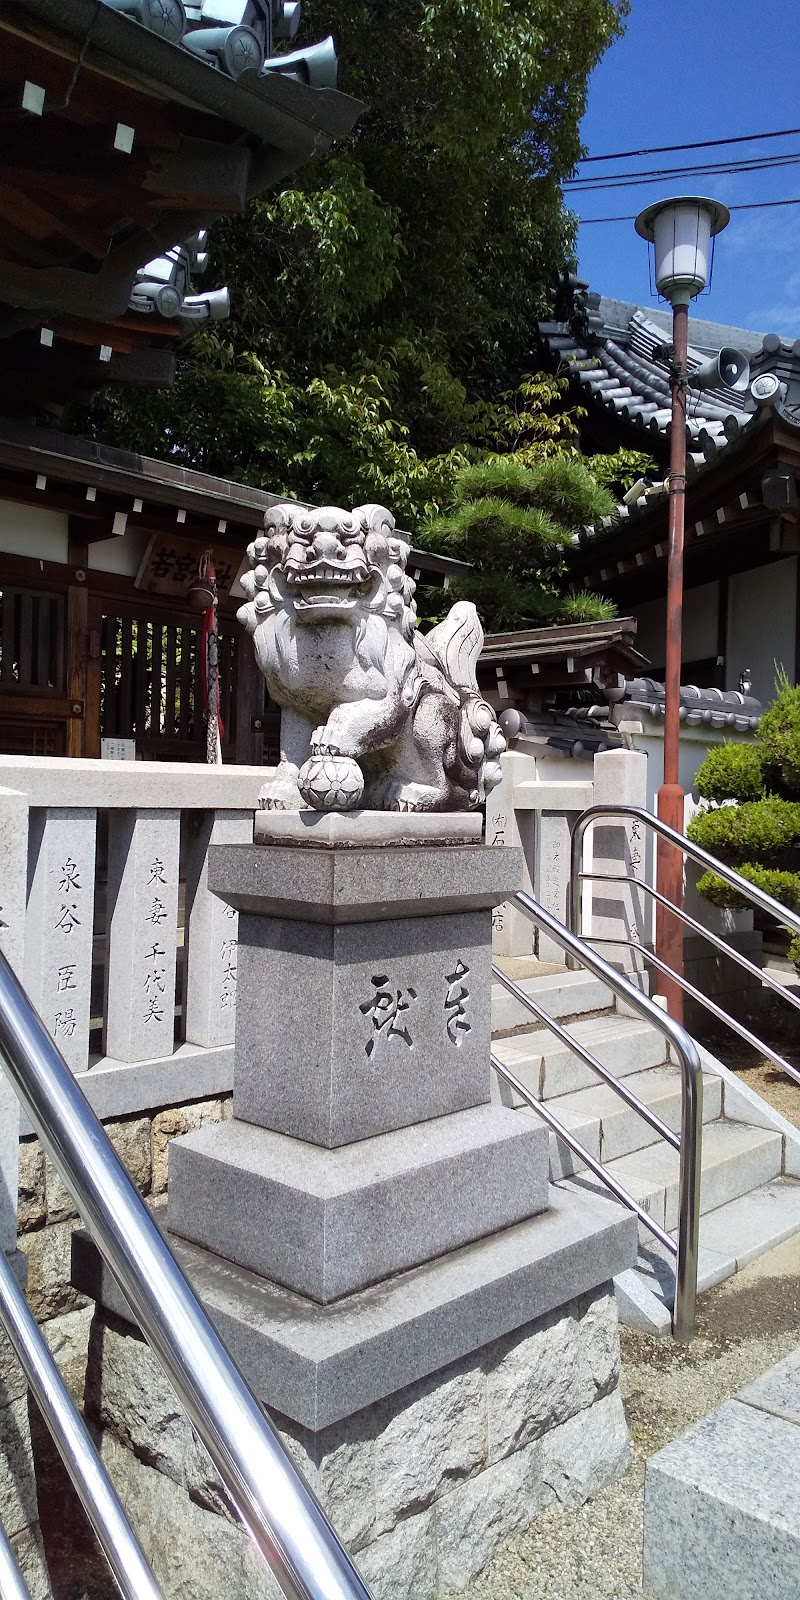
[298, 754, 365, 812]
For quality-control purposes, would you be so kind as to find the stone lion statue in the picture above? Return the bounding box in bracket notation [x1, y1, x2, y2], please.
[237, 502, 506, 813]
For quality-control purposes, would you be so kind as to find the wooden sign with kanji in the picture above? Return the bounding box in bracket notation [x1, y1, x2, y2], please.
[135, 533, 243, 600]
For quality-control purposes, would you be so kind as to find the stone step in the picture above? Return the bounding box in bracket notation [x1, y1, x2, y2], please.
[616, 1178, 800, 1335]
[643, 1349, 800, 1597]
[491, 969, 613, 1035]
[542, 1064, 723, 1181]
[493, 1014, 668, 1102]
[606, 1119, 783, 1236]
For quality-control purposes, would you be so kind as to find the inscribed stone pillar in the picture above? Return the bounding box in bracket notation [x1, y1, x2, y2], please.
[24, 807, 97, 1075]
[533, 809, 574, 964]
[0, 787, 27, 1253]
[486, 752, 536, 957]
[182, 809, 252, 1048]
[104, 810, 180, 1064]
[589, 750, 648, 971]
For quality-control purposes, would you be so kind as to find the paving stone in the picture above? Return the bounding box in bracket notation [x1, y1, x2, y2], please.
[644, 1399, 800, 1600]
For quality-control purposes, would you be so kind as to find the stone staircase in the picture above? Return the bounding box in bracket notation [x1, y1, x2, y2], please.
[491, 966, 800, 1334]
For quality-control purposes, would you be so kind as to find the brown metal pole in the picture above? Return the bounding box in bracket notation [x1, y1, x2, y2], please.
[655, 299, 688, 1022]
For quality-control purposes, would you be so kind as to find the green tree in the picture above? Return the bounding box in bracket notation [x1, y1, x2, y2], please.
[73, 0, 630, 524]
[417, 453, 619, 631]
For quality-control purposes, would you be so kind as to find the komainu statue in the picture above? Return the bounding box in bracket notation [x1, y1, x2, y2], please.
[237, 502, 506, 813]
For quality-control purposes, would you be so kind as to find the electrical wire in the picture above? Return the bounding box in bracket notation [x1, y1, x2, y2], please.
[578, 195, 800, 225]
[579, 126, 800, 163]
[566, 150, 800, 193]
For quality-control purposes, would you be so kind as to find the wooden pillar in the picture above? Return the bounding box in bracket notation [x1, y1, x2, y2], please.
[234, 633, 264, 766]
[66, 522, 89, 759]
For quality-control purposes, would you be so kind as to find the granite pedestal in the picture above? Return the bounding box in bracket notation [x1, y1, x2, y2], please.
[74, 816, 637, 1597]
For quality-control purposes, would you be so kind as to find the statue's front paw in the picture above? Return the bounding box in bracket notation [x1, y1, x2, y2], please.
[258, 778, 309, 812]
[387, 781, 441, 814]
[310, 726, 347, 758]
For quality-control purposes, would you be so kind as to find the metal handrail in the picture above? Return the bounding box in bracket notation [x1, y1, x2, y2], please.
[570, 804, 800, 1088]
[0, 1247, 164, 1600]
[497, 890, 703, 1341]
[0, 950, 372, 1600]
[493, 963, 679, 1150]
[0, 1518, 34, 1600]
[570, 804, 800, 940]
[490, 1052, 677, 1256]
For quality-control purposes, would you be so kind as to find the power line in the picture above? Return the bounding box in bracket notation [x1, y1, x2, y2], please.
[566, 150, 800, 194]
[578, 195, 800, 224]
[579, 126, 800, 163]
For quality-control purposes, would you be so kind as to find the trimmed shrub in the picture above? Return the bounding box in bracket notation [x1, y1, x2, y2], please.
[694, 742, 765, 804]
[687, 797, 800, 866]
[758, 678, 800, 795]
[789, 933, 800, 974]
[696, 865, 800, 912]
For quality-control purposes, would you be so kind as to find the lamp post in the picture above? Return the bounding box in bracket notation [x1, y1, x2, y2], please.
[634, 196, 731, 1022]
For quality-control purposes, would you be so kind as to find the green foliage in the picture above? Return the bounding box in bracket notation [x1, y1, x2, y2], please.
[695, 865, 800, 912]
[789, 933, 800, 973]
[695, 742, 766, 805]
[692, 676, 800, 922]
[757, 677, 800, 796]
[688, 797, 800, 866]
[71, 0, 629, 523]
[421, 453, 619, 631]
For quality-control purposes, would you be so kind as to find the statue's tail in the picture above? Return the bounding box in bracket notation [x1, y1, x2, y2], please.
[421, 602, 506, 804]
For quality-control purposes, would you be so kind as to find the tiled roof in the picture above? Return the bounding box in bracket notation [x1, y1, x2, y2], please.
[538, 277, 800, 549]
[619, 678, 761, 731]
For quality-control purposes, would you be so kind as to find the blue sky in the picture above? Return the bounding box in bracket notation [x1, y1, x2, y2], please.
[575, 0, 800, 336]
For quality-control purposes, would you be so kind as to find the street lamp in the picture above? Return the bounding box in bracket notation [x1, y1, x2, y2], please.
[634, 196, 731, 1022]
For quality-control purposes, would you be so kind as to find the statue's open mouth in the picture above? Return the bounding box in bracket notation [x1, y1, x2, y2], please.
[283, 559, 375, 611]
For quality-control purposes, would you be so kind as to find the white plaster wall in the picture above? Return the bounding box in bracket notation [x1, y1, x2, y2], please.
[631, 580, 718, 675]
[88, 532, 150, 575]
[726, 556, 797, 704]
[0, 497, 68, 562]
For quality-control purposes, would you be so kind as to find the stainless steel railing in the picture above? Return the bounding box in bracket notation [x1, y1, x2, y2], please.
[570, 805, 800, 1089]
[492, 890, 703, 1341]
[0, 949, 372, 1600]
[0, 1247, 164, 1600]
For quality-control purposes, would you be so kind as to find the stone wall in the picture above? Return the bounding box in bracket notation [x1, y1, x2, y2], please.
[0, 1315, 51, 1600]
[83, 1282, 630, 1600]
[17, 1093, 233, 1349]
[683, 930, 764, 1032]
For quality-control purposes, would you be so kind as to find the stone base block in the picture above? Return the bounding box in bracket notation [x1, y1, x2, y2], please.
[167, 1106, 550, 1302]
[73, 1183, 637, 1431]
[83, 1283, 631, 1599]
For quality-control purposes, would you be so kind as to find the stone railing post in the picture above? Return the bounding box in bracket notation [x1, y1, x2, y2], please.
[588, 750, 648, 970]
[486, 752, 535, 956]
[0, 788, 27, 1252]
[183, 809, 253, 1048]
[104, 810, 180, 1063]
[25, 807, 97, 1074]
